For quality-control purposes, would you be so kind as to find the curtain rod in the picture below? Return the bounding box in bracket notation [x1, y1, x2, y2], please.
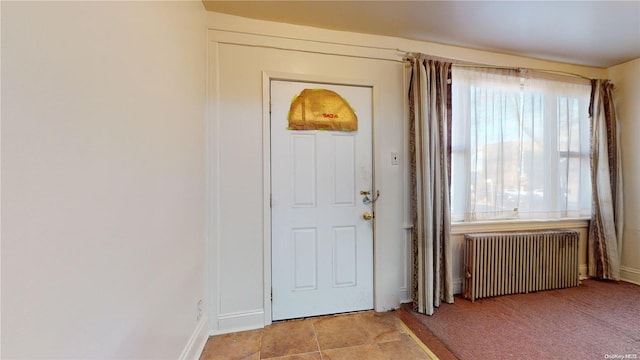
[401, 51, 594, 81]
[452, 63, 593, 82]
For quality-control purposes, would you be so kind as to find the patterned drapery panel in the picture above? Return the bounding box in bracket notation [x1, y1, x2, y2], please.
[588, 79, 623, 280]
[408, 57, 454, 315]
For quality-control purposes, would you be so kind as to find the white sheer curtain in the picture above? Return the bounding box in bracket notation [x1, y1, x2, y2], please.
[451, 67, 592, 221]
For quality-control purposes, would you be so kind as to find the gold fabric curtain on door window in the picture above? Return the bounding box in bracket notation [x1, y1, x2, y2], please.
[287, 89, 358, 132]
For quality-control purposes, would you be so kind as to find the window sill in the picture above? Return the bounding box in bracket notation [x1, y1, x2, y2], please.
[450, 217, 590, 235]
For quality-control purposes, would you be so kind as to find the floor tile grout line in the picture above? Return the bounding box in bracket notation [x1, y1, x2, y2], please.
[257, 328, 263, 359]
[310, 319, 324, 360]
[320, 341, 381, 352]
[261, 350, 323, 360]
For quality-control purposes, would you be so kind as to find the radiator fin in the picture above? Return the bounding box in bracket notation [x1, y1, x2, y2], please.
[463, 230, 579, 302]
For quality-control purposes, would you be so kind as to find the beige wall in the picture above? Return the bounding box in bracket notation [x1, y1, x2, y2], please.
[2, 2, 207, 358]
[608, 58, 640, 284]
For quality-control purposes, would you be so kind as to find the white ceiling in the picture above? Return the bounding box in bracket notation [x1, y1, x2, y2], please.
[203, 1, 640, 68]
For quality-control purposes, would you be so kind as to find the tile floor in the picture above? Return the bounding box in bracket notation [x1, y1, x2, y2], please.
[199, 310, 432, 360]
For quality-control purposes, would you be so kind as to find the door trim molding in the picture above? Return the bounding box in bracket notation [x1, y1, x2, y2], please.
[262, 71, 378, 325]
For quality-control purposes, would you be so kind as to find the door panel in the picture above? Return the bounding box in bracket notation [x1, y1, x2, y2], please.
[333, 226, 357, 287]
[292, 228, 317, 290]
[332, 135, 356, 206]
[271, 80, 373, 320]
[291, 135, 316, 207]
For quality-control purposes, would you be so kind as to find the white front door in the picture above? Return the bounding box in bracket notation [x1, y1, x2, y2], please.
[270, 80, 374, 321]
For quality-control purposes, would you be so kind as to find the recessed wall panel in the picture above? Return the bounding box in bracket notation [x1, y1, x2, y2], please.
[291, 134, 316, 207]
[293, 228, 317, 290]
[333, 226, 357, 287]
[332, 135, 355, 206]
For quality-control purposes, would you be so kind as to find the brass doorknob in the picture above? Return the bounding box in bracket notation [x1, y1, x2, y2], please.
[362, 212, 373, 221]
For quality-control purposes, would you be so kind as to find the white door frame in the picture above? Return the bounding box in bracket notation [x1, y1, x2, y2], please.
[261, 71, 378, 325]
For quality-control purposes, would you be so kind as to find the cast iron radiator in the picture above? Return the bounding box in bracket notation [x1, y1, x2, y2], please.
[463, 230, 579, 302]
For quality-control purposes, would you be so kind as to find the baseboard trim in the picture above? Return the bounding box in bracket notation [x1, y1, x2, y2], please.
[621, 266, 640, 286]
[399, 288, 410, 304]
[212, 309, 265, 335]
[178, 315, 209, 360]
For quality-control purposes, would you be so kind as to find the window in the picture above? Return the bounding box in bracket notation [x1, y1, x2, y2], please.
[451, 67, 591, 222]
